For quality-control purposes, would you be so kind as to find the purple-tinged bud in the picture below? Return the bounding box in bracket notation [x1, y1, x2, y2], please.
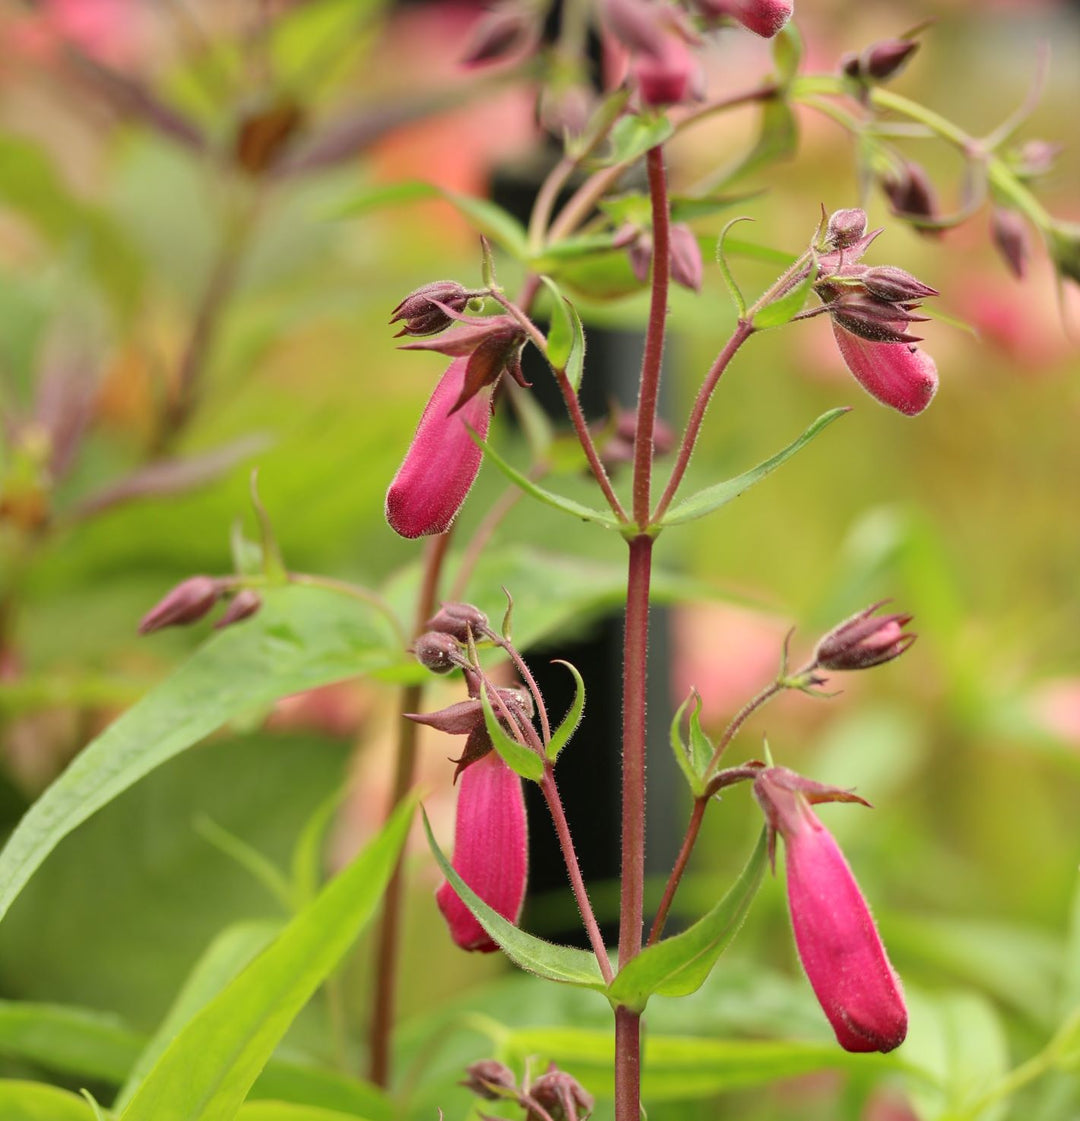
[1010, 139, 1062, 180]
[990, 208, 1031, 280]
[406, 698, 484, 735]
[814, 601, 915, 671]
[825, 208, 869, 249]
[427, 601, 490, 641]
[600, 407, 675, 472]
[881, 162, 941, 234]
[862, 38, 918, 81]
[412, 631, 466, 675]
[670, 223, 704, 292]
[390, 281, 473, 338]
[214, 588, 262, 629]
[632, 28, 702, 107]
[528, 1066, 595, 1120]
[462, 1059, 519, 1101]
[138, 576, 222, 635]
[754, 767, 907, 1054]
[460, 3, 539, 67]
[860, 265, 939, 303]
[386, 357, 493, 538]
[627, 231, 653, 285]
[691, 0, 793, 38]
[436, 752, 528, 952]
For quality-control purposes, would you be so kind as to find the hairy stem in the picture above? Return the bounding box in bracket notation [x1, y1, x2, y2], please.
[614, 1005, 643, 1121]
[647, 795, 707, 946]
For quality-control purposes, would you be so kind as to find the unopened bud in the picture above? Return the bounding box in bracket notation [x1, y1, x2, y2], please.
[826, 208, 869, 249]
[528, 1066, 595, 1120]
[861, 265, 938, 302]
[412, 631, 466, 674]
[1010, 139, 1062, 180]
[138, 576, 222, 635]
[670, 223, 704, 292]
[390, 281, 472, 338]
[426, 601, 490, 641]
[990, 208, 1031, 280]
[881, 162, 940, 230]
[461, 3, 539, 67]
[462, 1059, 518, 1100]
[215, 588, 262, 629]
[814, 601, 915, 671]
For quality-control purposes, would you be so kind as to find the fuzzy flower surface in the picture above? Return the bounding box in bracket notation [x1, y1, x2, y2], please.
[754, 767, 907, 1053]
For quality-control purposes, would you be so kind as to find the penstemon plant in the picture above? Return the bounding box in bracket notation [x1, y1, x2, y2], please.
[0, 2, 1078, 1121]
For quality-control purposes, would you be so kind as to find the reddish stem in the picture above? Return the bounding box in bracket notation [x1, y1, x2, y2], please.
[614, 1005, 643, 1121]
[646, 795, 707, 947]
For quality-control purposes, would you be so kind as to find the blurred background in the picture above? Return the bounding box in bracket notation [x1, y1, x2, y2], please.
[0, 1, 1078, 1118]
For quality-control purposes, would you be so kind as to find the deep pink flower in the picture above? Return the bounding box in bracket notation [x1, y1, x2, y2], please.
[755, 768, 907, 1054]
[436, 751, 529, 952]
[830, 321, 938, 417]
[693, 0, 793, 38]
[385, 358, 492, 538]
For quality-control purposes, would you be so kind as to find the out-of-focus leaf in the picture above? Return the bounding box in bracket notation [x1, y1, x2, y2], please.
[0, 135, 143, 315]
[0, 585, 399, 928]
[608, 831, 767, 1008]
[0, 1001, 141, 1084]
[660, 409, 847, 526]
[773, 24, 803, 86]
[605, 113, 674, 167]
[422, 811, 608, 992]
[540, 276, 574, 370]
[237, 1106, 377, 1121]
[117, 797, 414, 1121]
[500, 1028, 904, 1101]
[724, 237, 797, 266]
[550, 250, 646, 300]
[713, 97, 798, 187]
[0, 1080, 96, 1120]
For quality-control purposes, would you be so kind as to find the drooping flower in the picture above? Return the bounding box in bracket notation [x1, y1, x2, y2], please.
[829, 324, 938, 416]
[435, 751, 529, 952]
[385, 357, 493, 538]
[601, 0, 703, 107]
[754, 767, 907, 1054]
[690, 0, 793, 39]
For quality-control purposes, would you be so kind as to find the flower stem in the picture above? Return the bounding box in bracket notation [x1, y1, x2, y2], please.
[647, 795, 707, 946]
[368, 530, 454, 1088]
[614, 1005, 643, 1121]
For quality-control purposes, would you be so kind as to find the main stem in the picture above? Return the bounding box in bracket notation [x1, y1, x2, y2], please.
[368, 531, 453, 1088]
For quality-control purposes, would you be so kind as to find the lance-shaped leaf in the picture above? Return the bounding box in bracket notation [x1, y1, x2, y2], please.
[669, 690, 716, 796]
[466, 428, 621, 529]
[117, 797, 415, 1121]
[479, 683, 544, 783]
[422, 811, 608, 991]
[539, 277, 586, 390]
[607, 830, 768, 1010]
[0, 586, 399, 927]
[546, 660, 585, 762]
[753, 259, 818, 329]
[660, 409, 848, 526]
[0, 1081, 97, 1120]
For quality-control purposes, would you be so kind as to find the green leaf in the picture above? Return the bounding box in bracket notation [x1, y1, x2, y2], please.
[194, 817, 293, 911]
[237, 1105, 377, 1121]
[717, 97, 798, 187]
[609, 830, 767, 1009]
[421, 811, 608, 991]
[336, 180, 528, 259]
[660, 409, 848, 526]
[0, 1001, 141, 1085]
[546, 661, 585, 762]
[725, 238, 797, 266]
[715, 217, 752, 321]
[0, 1080, 96, 1120]
[118, 797, 415, 1121]
[467, 429, 620, 529]
[0, 585, 398, 928]
[752, 260, 817, 329]
[687, 694, 715, 779]
[668, 692, 706, 796]
[670, 191, 765, 223]
[563, 298, 587, 392]
[114, 920, 281, 1111]
[606, 112, 674, 166]
[479, 683, 545, 782]
[540, 276, 573, 370]
[290, 787, 347, 910]
[773, 23, 803, 86]
[500, 1028, 904, 1101]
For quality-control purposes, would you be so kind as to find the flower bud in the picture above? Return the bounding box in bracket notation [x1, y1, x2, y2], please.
[881, 162, 940, 232]
[427, 601, 490, 641]
[825, 208, 868, 249]
[528, 1066, 595, 1120]
[754, 767, 907, 1054]
[860, 265, 938, 303]
[390, 281, 472, 338]
[1009, 139, 1062, 180]
[814, 601, 915, 671]
[436, 752, 528, 952]
[412, 631, 466, 674]
[138, 576, 222, 635]
[214, 588, 262, 629]
[460, 2, 539, 67]
[990, 208, 1031, 280]
[669, 223, 704, 292]
[691, 0, 793, 38]
[842, 38, 918, 85]
[462, 1059, 518, 1100]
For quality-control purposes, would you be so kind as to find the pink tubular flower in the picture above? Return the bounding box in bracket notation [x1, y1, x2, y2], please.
[436, 751, 529, 952]
[754, 767, 907, 1054]
[693, 0, 793, 38]
[385, 357, 492, 538]
[830, 323, 938, 417]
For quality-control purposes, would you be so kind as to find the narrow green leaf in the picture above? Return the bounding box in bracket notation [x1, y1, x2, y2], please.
[421, 810, 608, 991]
[573, 87, 631, 158]
[606, 112, 674, 166]
[718, 97, 798, 186]
[528, 233, 620, 264]
[546, 661, 585, 762]
[194, 816, 293, 911]
[0, 585, 398, 927]
[251, 1064, 393, 1120]
[668, 693, 705, 796]
[466, 428, 620, 529]
[715, 217, 752, 319]
[290, 787, 347, 910]
[114, 921, 281, 1111]
[479, 683, 545, 783]
[117, 797, 416, 1121]
[540, 276, 573, 370]
[609, 830, 768, 1008]
[773, 23, 803, 86]
[687, 694, 715, 779]
[563, 299, 587, 392]
[0, 1080, 96, 1120]
[670, 190, 765, 223]
[725, 238, 797, 266]
[238, 1105, 377, 1121]
[660, 409, 848, 526]
[0, 1001, 142, 1084]
[753, 260, 817, 329]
